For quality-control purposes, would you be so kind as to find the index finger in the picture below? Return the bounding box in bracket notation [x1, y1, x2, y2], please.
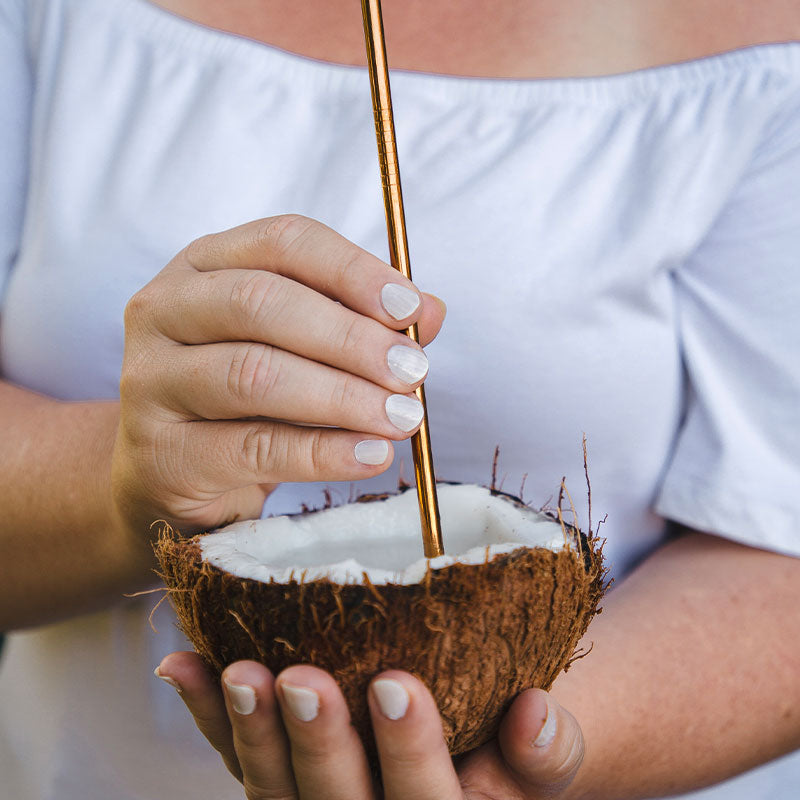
[181, 215, 425, 328]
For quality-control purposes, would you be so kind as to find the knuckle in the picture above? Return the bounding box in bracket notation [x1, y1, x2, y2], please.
[190, 707, 228, 739]
[123, 284, 157, 331]
[230, 271, 286, 328]
[258, 214, 315, 260]
[117, 367, 143, 404]
[334, 314, 368, 356]
[153, 426, 190, 484]
[462, 789, 506, 800]
[380, 745, 436, 774]
[227, 344, 280, 405]
[285, 737, 332, 765]
[242, 428, 280, 476]
[240, 425, 328, 482]
[306, 429, 328, 476]
[328, 372, 361, 415]
[331, 250, 374, 286]
[231, 733, 271, 765]
[326, 246, 364, 293]
[115, 410, 155, 463]
[292, 739, 338, 773]
[243, 779, 297, 800]
[284, 723, 364, 770]
[185, 232, 222, 267]
[118, 353, 160, 419]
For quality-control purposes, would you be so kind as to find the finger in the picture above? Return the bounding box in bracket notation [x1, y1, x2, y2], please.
[155, 652, 242, 781]
[155, 343, 426, 440]
[497, 689, 585, 795]
[274, 665, 374, 800]
[142, 269, 432, 394]
[368, 671, 463, 800]
[179, 215, 432, 329]
[145, 419, 397, 495]
[221, 661, 298, 800]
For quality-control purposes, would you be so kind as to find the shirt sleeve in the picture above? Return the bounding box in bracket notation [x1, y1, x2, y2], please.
[0, 0, 32, 303]
[654, 85, 800, 556]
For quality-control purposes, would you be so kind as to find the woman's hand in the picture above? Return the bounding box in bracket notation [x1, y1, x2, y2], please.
[155, 654, 585, 800]
[111, 215, 445, 538]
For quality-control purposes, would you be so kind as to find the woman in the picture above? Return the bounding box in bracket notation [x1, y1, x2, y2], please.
[1, 1, 798, 798]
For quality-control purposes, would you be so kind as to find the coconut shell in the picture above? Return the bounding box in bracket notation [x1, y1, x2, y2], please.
[155, 490, 606, 764]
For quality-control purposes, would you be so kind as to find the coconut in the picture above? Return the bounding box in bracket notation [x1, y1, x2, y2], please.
[155, 483, 606, 761]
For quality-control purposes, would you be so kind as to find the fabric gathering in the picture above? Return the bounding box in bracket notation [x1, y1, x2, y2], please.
[1, 1, 798, 798]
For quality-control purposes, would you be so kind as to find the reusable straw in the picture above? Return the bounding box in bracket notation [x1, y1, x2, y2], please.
[361, 0, 444, 557]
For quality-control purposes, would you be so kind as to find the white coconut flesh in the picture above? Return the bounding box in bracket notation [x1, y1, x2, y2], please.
[200, 484, 569, 586]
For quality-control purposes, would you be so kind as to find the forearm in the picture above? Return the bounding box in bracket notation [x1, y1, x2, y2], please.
[551, 530, 800, 799]
[0, 381, 156, 630]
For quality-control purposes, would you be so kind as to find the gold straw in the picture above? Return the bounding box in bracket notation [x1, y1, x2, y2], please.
[361, 0, 444, 558]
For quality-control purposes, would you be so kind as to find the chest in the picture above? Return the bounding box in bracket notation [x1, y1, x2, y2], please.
[148, 0, 800, 78]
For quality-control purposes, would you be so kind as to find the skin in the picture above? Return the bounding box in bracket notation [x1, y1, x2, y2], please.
[0, 217, 445, 628]
[156, 531, 800, 800]
[1, 0, 799, 797]
[152, 0, 800, 78]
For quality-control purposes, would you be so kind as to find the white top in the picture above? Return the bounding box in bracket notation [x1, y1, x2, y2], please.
[1, 0, 799, 797]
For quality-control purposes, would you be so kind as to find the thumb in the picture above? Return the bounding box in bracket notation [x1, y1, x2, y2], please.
[417, 292, 447, 347]
[497, 688, 585, 795]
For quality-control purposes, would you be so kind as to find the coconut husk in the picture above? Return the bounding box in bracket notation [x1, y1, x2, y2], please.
[154, 490, 606, 763]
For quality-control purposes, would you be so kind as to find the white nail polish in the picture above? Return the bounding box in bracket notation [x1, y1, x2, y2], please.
[532, 697, 557, 748]
[154, 666, 182, 693]
[387, 345, 428, 384]
[385, 394, 424, 432]
[281, 684, 320, 722]
[355, 439, 389, 465]
[224, 681, 257, 715]
[381, 283, 420, 320]
[372, 679, 410, 720]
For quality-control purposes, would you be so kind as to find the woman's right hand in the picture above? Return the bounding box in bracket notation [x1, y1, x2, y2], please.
[110, 214, 445, 540]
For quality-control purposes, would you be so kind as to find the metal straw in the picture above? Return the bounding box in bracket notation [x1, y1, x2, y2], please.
[361, 0, 444, 558]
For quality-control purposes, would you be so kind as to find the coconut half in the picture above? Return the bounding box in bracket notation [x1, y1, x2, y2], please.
[156, 483, 606, 759]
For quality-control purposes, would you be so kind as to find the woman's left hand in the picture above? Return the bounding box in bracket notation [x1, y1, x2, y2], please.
[155, 653, 585, 800]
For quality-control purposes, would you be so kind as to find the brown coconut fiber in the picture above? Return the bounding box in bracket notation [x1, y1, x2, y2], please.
[154, 488, 607, 765]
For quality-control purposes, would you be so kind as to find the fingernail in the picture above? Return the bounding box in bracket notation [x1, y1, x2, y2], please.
[372, 679, 410, 720]
[385, 394, 424, 432]
[281, 683, 320, 722]
[381, 283, 420, 320]
[532, 696, 557, 748]
[154, 666, 182, 694]
[354, 439, 389, 465]
[387, 344, 428, 384]
[224, 680, 257, 715]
